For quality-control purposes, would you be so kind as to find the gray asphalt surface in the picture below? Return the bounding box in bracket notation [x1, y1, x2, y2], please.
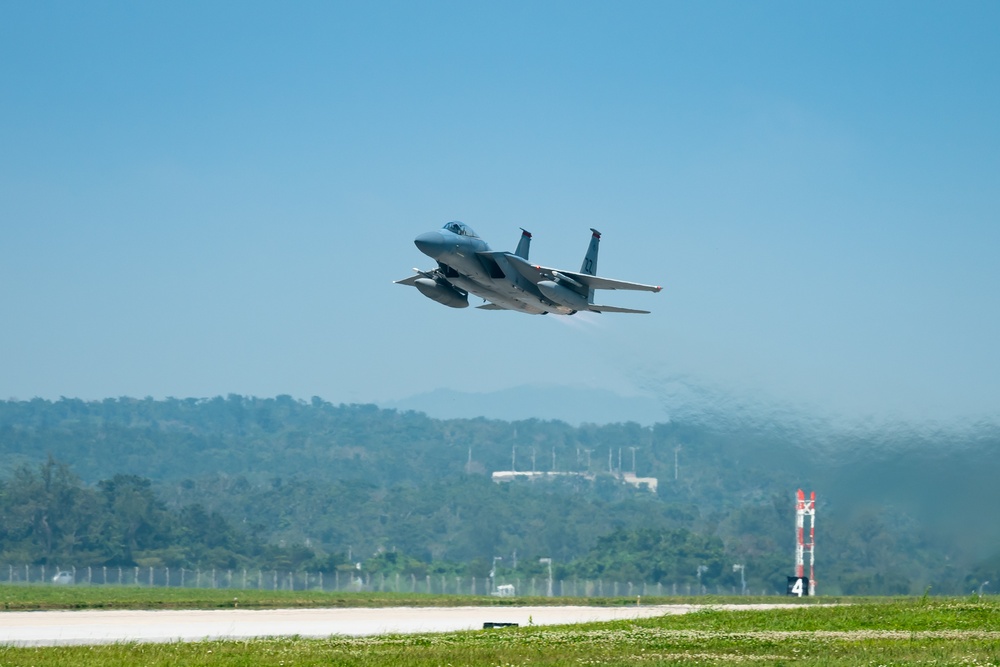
[0, 604, 742, 646]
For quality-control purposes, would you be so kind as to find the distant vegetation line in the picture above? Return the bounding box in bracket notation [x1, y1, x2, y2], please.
[0, 395, 998, 595]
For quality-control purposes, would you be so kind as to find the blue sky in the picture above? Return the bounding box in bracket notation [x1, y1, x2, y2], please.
[2, 2, 998, 423]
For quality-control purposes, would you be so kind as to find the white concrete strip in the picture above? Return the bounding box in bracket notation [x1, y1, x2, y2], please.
[0, 604, 804, 647]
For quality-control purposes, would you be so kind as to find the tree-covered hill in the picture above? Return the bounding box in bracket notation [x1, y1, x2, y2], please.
[1, 395, 998, 595]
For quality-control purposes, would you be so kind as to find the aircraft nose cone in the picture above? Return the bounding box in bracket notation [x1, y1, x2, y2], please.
[414, 231, 446, 258]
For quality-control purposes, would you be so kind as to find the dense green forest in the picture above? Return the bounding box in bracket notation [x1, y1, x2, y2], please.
[1, 396, 997, 594]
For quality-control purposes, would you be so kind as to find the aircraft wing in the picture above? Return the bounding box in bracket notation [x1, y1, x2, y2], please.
[394, 273, 424, 287]
[394, 267, 445, 286]
[504, 254, 662, 292]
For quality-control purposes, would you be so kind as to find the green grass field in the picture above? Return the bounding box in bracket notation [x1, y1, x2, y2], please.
[1, 590, 998, 666]
[0, 584, 825, 611]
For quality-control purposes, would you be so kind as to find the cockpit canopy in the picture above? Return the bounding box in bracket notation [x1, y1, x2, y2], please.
[442, 221, 479, 238]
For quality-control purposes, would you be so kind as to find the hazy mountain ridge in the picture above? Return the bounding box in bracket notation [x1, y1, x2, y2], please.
[382, 385, 666, 426]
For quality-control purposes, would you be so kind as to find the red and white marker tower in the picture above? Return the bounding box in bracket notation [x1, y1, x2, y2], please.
[795, 489, 816, 595]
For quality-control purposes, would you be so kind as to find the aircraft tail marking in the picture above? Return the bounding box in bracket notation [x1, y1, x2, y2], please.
[581, 229, 600, 275]
[581, 229, 600, 303]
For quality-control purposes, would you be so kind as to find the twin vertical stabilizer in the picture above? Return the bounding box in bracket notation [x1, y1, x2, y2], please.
[580, 229, 601, 303]
[514, 228, 532, 259]
[581, 229, 600, 275]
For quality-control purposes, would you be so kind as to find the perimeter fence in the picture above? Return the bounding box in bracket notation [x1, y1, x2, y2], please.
[1, 564, 767, 596]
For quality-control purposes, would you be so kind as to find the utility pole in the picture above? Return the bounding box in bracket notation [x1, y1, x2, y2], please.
[628, 447, 637, 473]
[539, 558, 553, 597]
[490, 556, 502, 593]
[733, 564, 746, 595]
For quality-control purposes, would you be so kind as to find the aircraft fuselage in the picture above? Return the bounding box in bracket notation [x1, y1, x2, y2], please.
[414, 228, 572, 314]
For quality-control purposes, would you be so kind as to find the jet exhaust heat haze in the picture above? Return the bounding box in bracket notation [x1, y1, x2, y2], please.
[396, 222, 662, 315]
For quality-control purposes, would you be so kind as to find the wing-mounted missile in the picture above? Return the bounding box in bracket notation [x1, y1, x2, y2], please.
[536, 280, 590, 312]
[551, 270, 584, 289]
[414, 278, 469, 308]
[396, 269, 470, 308]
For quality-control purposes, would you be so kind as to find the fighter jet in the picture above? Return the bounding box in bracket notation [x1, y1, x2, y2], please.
[396, 221, 662, 315]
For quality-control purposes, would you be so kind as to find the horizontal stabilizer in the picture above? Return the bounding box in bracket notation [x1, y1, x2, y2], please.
[587, 304, 651, 314]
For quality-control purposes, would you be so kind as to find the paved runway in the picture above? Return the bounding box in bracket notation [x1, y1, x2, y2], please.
[0, 604, 814, 646]
[0, 604, 705, 646]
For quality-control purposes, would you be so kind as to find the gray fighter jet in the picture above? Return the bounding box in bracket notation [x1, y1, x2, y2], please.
[396, 222, 662, 314]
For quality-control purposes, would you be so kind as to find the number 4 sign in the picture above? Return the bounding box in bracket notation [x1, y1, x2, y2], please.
[787, 576, 809, 597]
